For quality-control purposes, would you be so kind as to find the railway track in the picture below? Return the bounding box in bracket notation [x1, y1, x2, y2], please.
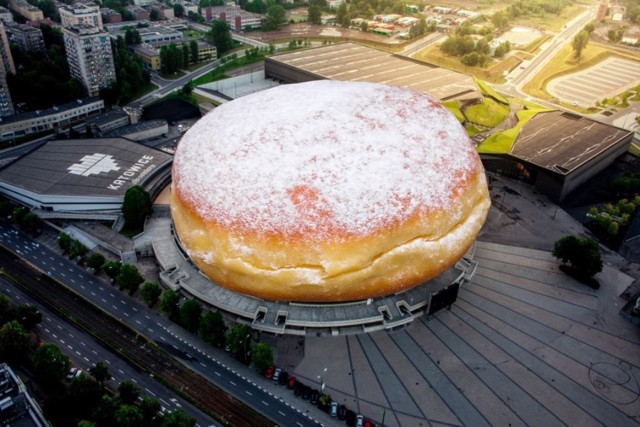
[0, 247, 274, 427]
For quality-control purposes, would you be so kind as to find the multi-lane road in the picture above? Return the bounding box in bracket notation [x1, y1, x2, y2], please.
[0, 224, 323, 427]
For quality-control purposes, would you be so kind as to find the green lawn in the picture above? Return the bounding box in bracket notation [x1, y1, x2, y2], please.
[192, 55, 266, 86]
[463, 98, 509, 128]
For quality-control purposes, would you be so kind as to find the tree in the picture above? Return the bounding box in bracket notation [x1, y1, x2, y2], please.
[116, 264, 144, 294]
[22, 212, 40, 235]
[0, 320, 30, 364]
[173, 3, 184, 18]
[208, 20, 234, 54]
[181, 44, 190, 68]
[94, 395, 119, 427]
[584, 22, 595, 33]
[149, 9, 160, 21]
[103, 260, 122, 281]
[140, 396, 161, 427]
[336, 3, 347, 27]
[58, 232, 71, 252]
[116, 404, 143, 427]
[572, 30, 589, 60]
[14, 304, 41, 330]
[198, 310, 226, 347]
[181, 81, 193, 96]
[308, 5, 322, 25]
[86, 253, 106, 273]
[553, 235, 603, 284]
[32, 343, 70, 384]
[226, 324, 252, 363]
[11, 206, 27, 225]
[189, 40, 199, 63]
[69, 373, 102, 417]
[180, 299, 202, 332]
[0, 294, 12, 324]
[118, 380, 140, 405]
[161, 290, 180, 320]
[160, 409, 196, 427]
[122, 185, 152, 230]
[360, 21, 368, 32]
[251, 342, 273, 372]
[264, 5, 287, 31]
[89, 361, 111, 390]
[70, 239, 89, 260]
[140, 281, 162, 306]
[491, 10, 509, 30]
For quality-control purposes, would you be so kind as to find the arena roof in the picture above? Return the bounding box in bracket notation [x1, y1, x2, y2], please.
[0, 138, 172, 200]
[266, 42, 481, 102]
[512, 111, 633, 175]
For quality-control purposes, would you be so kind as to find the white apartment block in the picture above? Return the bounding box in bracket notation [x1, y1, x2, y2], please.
[63, 26, 116, 96]
[60, 3, 103, 30]
[0, 24, 13, 117]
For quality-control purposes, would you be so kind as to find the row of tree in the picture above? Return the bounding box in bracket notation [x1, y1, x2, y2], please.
[0, 293, 195, 426]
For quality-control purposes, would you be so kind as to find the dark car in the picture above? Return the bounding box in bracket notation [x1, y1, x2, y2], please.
[338, 404, 348, 420]
[310, 389, 319, 405]
[302, 386, 311, 400]
[287, 376, 296, 389]
[293, 382, 303, 397]
[278, 371, 289, 386]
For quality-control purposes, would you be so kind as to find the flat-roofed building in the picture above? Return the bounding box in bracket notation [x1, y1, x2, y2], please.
[0, 137, 172, 216]
[86, 106, 130, 135]
[480, 111, 634, 201]
[134, 42, 161, 70]
[202, 5, 263, 31]
[0, 364, 49, 427]
[125, 5, 149, 20]
[4, 22, 46, 54]
[63, 25, 116, 96]
[0, 97, 104, 141]
[101, 8, 122, 23]
[8, 0, 43, 21]
[265, 42, 482, 103]
[59, 3, 103, 29]
[137, 25, 183, 44]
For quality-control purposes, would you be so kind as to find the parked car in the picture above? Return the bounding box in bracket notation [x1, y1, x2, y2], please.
[356, 414, 364, 427]
[272, 367, 281, 382]
[338, 404, 348, 420]
[287, 376, 296, 389]
[293, 382, 303, 397]
[264, 365, 274, 379]
[65, 367, 80, 381]
[310, 389, 319, 405]
[302, 386, 311, 400]
[330, 401, 338, 417]
[278, 371, 289, 386]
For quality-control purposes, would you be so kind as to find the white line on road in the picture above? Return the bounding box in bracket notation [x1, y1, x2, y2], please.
[135, 320, 142, 325]
[214, 371, 221, 377]
[278, 411, 285, 416]
[262, 401, 269, 406]
[200, 362, 206, 367]
[145, 388, 156, 396]
[91, 292, 96, 296]
[245, 391, 252, 396]
[118, 369, 124, 374]
[83, 357, 89, 362]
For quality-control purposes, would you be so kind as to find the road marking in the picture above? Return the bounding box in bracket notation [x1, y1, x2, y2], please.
[144, 315, 150, 320]
[120, 300, 126, 304]
[98, 287, 104, 291]
[60, 339, 65, 344]
[83, 357, 89, 362]
[262, 401, 269, 406]
[214, 371, 221, 377]
[123, 312, 129, 317]
[118, 369, 124, 374]
[104, 359, 111, 364]
[278, 411, 285, 416]
[44, 328, 49, 333]
[61, 273, 65, 277]
[200, 362, 206, 367]
[57, 325, 62, 330]
[147, 328, 154, 333]
[91, 292, 96, 296]
[131, 378, 137, 383]
[101, 298, 106, 303]
[132, 307, 138, 312]
[50, 266, 56, 271]
[245, 390, 252, 396]
[136, 320, 142, 325]
[110, 293, 115, 298]
[69, 333, 74, 338]
[75, 351, 81, 356]
[145, 388, 156, 396]
[52, 334, 57, 339]
[296, 422, 303, 427]
[49, 256, 54, 261]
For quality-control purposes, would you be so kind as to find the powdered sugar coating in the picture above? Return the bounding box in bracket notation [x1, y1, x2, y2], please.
[173, 81, 480, 243]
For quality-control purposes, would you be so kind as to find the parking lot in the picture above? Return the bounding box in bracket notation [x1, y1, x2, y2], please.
[547, 57, 640, 107]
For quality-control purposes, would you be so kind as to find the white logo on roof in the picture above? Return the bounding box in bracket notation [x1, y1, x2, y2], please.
[68, 153, 120, 177]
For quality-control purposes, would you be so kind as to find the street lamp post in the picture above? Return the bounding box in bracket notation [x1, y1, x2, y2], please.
[317, 367, 327, 392]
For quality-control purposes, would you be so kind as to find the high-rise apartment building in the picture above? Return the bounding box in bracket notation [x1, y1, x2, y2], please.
[5, 22, 46, 54]
[59, 3, 103, 30]
[0, 23, 14, 117]
[63, 25, 116, 97]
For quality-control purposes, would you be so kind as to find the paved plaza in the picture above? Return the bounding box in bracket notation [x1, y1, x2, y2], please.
[547, 57, 640, 107]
